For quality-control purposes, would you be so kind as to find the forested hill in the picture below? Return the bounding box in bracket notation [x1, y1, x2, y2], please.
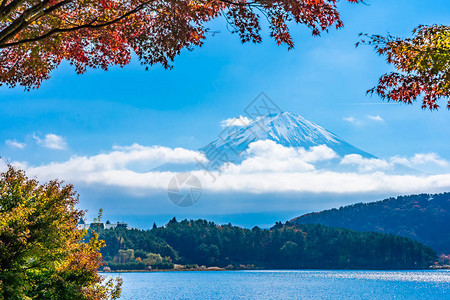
[94, 219, 436, 271]
[291, 193, 450, 254]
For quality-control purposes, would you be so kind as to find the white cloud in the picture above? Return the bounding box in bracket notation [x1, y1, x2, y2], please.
[11, 142, 450, 201]
[339, 152, 450, 173]
[367, 115, 384, 122]
[340, 154, 392, 172]
[23, 143, 206, 185]
[411, 153, 448, 166]
[343, 115, 385, 125]
[22, 166, 450, 196]
[5, 139, 26, 149]
[202, 170, 450, 195]
[224, 141, 338, 173]
[221, 115, 252, 127]
[33, 133, 68, 150]
[343, 116, 357, 123]
[299, 145, 338, 163]
[390, 153, 449, 168]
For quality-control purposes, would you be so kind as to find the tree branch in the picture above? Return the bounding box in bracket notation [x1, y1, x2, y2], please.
[0, 0, 267, 49]
[0, 0, 52, 44]
[0, 0, 7, 12]
[219, 0, 259, 6]
[0, 0, 29, 20]
[0, 2, 146, 48]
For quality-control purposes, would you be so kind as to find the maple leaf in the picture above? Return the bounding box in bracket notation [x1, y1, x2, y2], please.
[359, 25, 450, 110]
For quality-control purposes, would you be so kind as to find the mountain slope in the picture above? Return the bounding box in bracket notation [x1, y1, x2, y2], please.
[154, 111, 376, 172]
[201, 112, 375, 163]
[291, 192, 450, 254]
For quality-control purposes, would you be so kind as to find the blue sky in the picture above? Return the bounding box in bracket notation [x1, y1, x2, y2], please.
[2, 0, 450, 228]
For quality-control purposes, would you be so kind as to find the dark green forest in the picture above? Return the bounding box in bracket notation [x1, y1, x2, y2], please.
[291, 193, 450, 254]
[90, 218, 437, 271]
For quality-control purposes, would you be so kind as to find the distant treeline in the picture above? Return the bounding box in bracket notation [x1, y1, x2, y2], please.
[90, 218, 436, 270]
[291, 193, 450, 254]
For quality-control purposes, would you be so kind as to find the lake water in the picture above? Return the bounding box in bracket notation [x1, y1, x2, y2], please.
[104, 270, 450, 299]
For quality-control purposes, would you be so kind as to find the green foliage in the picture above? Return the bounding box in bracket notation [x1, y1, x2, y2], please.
[97, 218, 436, 270]
[0, 166, 122, 299]
[292, 192, 450, 254]
[134, 249, 148, 260]
[115, 249, 135, 263]
[359, 25, 450, 109]
[105, 250, 174, 271]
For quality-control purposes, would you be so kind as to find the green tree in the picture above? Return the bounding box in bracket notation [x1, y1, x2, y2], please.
[280, 241, 300, 260]
[360, 25, 450, 110]
[99, 218, 436, 270]
[116, 249, 135, 263]
[0, 166, 121, 299]
[134, 249, 148, 260]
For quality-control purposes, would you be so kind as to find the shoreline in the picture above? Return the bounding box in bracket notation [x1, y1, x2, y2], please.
[100, 268, 227, 273]
[99, 267, 448, 273]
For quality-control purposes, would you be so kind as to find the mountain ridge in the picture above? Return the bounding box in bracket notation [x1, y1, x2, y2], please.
[201, 111, 375, 163]
[291, 192, 450, 254]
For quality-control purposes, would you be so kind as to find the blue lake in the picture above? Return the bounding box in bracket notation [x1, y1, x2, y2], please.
[105, 270, 450, 299]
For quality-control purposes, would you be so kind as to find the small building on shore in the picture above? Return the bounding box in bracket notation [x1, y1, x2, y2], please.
[77, 218, 130, 230]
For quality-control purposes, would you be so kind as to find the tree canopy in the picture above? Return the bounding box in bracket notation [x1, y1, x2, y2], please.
[360, 25, 450, 110]
[92, 218, 437, 270]
[292, 192, 450, 255]
[0, 0, 360, 89]
[0, 166, 121, 299]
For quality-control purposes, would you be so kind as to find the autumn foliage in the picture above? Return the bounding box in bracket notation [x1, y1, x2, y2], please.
[0, 0, 361, 89]
[359, 25, 450, 110]
[0, 166, 121, 299]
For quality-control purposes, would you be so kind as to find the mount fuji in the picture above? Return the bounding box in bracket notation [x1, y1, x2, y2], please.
[201, 111, 375, 163]
[153, 111, 378, 173]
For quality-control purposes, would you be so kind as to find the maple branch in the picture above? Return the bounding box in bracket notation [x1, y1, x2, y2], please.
[0, 0, 28, 19]
[0, 0, 53, 44]
[0, 2, 148, 48]
[0, 0, 275, 49]
[218, 0, 259, 6]
[0, 0, 7, 11]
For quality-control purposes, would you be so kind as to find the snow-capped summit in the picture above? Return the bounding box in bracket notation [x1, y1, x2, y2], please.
[201, 112, 374, 161]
